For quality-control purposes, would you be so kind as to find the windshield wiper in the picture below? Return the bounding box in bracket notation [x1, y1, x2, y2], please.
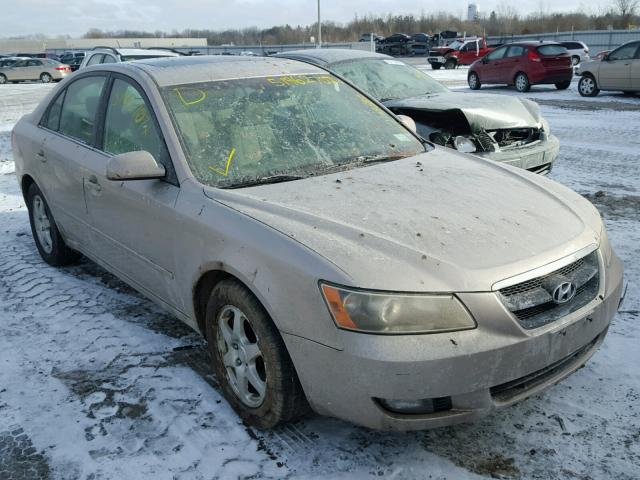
[222, 174, 305, 189]
[356, 153, 413, 164]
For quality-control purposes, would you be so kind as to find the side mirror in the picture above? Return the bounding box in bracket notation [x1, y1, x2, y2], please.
[602, 53, 610, 61]
[106, 151, 165, 181]
[396, 114, 417, 133]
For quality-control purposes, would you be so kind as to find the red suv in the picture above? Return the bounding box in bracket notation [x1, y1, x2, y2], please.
[467, 42, 573, 92]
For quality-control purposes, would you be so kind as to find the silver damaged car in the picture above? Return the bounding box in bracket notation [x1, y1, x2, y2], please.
[12, 56, 623, 430]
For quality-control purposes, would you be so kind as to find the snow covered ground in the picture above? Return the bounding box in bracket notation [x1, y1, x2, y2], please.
[0, 73, 639, 480]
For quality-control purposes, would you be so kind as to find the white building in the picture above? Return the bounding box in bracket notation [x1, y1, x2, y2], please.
[467, 3, 479, 22]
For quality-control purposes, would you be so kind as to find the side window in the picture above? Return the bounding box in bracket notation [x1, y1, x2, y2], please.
[103, 78, 175, 183]
[609, 43, 638, 61]
[87, 54, 104, 66]
[101, 55, 117, 64]
[42, 91, 66, 131]
[486, 47, 507, 61]
[506, 46, 525, 57]
[58, 76, 106, 144]
[28, 60, 42, 67]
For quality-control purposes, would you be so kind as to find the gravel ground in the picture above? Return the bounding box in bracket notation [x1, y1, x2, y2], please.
[0, 71, 638, 480]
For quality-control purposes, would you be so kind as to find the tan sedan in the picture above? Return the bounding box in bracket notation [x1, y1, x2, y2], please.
[0, 58, 72, 84]
[578, 40, 640, 96]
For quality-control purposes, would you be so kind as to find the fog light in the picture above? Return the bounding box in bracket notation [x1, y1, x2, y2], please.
[453, 136, 477, 153]
[377, 396, 452, 415]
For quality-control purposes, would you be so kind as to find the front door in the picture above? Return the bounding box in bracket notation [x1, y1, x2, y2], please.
[599, 42, 638, 90]
[82, 76, 184, 310]
[631, 49, 640, 90]
[481, 46, 508, 83]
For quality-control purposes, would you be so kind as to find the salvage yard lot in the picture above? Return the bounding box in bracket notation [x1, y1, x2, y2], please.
[0, 70, 639, 479]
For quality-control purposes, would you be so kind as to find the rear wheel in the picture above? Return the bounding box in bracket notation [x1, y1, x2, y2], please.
[468, 71, 481, 90]
[0, 74, 6, 85]
[40, 73, 52, 83]
[514, 72, 531, 92]
[555, 80, 571, 90]
[206, 279, 308, 429]
[26, 183, 80, 266]
[444, 59, 456, 70]
[578, 75, 599, 97]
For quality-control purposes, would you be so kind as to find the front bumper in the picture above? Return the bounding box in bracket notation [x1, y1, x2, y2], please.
[475, 133, 560, 174]
[284, 251, 623, 430]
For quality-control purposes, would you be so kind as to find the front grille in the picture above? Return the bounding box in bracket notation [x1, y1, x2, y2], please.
[491, 333, 601, 403]
[498, 251, 600, 329]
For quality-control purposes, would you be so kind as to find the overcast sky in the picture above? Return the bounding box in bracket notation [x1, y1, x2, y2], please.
[3, 0, 609, 38]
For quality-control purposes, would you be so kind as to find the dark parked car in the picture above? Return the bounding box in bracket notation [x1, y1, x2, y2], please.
[59, 52, 86, 71]
[377, 33, 412, 56]
[468, 42, 573, 92]
[409, 33, 431, 56]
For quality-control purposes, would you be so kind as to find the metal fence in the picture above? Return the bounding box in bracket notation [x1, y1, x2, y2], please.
[46, 42, 373, 57]
[487, 29, 640, 55]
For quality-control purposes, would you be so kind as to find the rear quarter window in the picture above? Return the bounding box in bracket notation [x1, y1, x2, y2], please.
[537, 45, 568, 56]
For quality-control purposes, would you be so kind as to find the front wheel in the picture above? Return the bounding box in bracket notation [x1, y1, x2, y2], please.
[514, 72, 531, 92]
[468, 72, 481, 90]
[555, 80, 571, 90]
[0, 74, 6, 85]
[444, 59, 456, 70]
[578, 75, 599, 97]
[206, 279, 308, 429]
[27, 183, 80, 266]
[40, 73, 52, 83]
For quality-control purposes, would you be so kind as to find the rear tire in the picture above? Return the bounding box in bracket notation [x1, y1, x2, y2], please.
[514, 72, 531, 92]
[555, 80, 571, 90]
[578, 75, 599, 97]
[468, 71, 481, 90]
[40, 73, 52, 83]
[26, 183, 81, 266]
[206, 279, 308, 429]
[0, 74, 6, 85]
[444, 59, 456, 70]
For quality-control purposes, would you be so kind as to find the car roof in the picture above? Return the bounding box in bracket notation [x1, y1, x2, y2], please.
[275, 48, 391, 67]
[91, 47, 180, 57]
[104, 55, 325, 87]
[503, 41, 564, 47]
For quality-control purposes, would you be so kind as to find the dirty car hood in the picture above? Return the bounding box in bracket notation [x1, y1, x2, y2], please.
[205, 150, 601, 292]
[384, 92, 543, 132]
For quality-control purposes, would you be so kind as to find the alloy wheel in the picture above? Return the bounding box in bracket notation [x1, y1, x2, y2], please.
[579, 77, 595, 96]
[32, 194, 53, 254]
[515, 74, 529, 92]
[41, 73, 52, 83]
[216, 305, 267, 408]
[468, 73, 478, 89]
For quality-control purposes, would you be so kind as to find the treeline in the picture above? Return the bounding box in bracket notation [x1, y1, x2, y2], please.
[83, 4, 640, 45]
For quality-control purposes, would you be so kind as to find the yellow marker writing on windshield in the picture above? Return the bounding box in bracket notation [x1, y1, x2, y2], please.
[174, 88, 207, 107]
[209, 148, 236, 176]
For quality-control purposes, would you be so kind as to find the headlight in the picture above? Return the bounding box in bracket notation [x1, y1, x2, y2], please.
[453, 136, 477, 153]
[320, 283, 476, 334]
[541, 118, 551, 136]
[600, 224, 612, 267]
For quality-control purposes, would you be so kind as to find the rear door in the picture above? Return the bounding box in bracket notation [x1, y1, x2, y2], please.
[599, 42, 638, 90]
[632, 45, 640, 90]
[26, 59, 42, 80]
[37, 74, 109, 247]
[82, 75, 183, 309]
[501, 45, 526, 80]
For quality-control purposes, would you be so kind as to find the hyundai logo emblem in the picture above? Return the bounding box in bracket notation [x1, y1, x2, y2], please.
[552, 281, 576, 304]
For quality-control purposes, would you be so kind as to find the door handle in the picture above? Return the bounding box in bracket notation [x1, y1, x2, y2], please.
[36, 150, 46, 162]
[87, 175, 102, 192]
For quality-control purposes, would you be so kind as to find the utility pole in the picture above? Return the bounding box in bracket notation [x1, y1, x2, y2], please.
[317, 0, 322, 48]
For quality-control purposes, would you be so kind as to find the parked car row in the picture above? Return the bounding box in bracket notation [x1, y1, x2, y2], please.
[0, 57, 72, 84]
[12, 51, 623, 432]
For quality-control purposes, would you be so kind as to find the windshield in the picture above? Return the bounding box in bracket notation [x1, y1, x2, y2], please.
[163, 74, 425, 188]
[331, 58, 448, 102]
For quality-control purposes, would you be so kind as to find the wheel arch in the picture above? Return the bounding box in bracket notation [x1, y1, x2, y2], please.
[20, 174, 36, 203]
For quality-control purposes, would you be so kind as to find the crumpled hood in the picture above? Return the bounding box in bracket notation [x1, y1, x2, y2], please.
[205, 149, 601, 292]
[385, 92, 543, 132]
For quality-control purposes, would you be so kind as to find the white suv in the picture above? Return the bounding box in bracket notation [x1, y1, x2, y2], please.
[560, 41, 590, 65]
[79, 47, 180, 69]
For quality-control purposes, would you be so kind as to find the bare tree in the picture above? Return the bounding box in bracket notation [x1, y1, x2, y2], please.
[614, 0, 639, 17]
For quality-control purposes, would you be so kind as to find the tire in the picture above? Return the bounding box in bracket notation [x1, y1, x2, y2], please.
[40, 73, 52, 83]
[578, 75, 599, 97]
[571, 56, 580, 66]
[0, 74, 6, 85]
[26, 183, 81, 266]
[514, 72, 531, 92]
[555, 80, 571, 90]
[205, 279, 308, 429]
[431, 64, 442, 70]
[444, 59, 456, 70]
[468, 71, 481, 90]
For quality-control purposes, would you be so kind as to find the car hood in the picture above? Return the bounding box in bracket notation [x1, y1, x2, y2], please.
[204, 149, 601, 292]
[384, 92, 543, 132]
